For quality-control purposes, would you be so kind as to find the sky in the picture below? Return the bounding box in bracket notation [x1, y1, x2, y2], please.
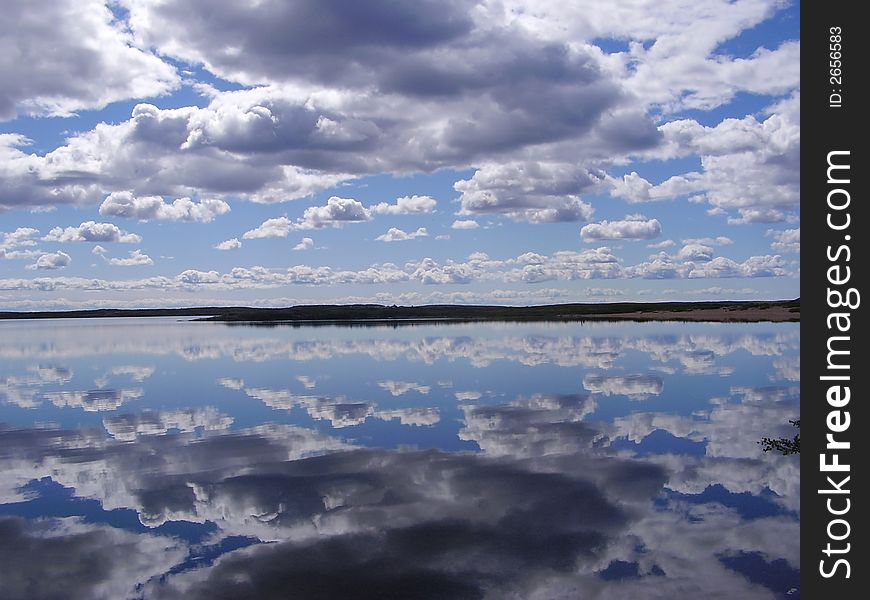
[0, 0, 800, 310]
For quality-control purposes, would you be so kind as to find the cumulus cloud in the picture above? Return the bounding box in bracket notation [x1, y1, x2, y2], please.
[0, 0, 179, 120]
[581, 215, 661, 241]
[677, 243, 714, 262]
[293, 237, 315, 251]
[455, 162, 597, 223]
[297, 196, 371, 228]
[687, 255, 786, 279]
[0, 227, 42, 260]
[242, 217, 293, 239]
[26, 251, 71, 270]
[683, 236, 733, 247]
[0, 0, 800, 260]
[451, 219, 479, 230]
[1, 227, 39, 249]
[214, 238, 242, 250]
[766, 228, 799, 253]
[1, 241, 793, 298]
[369, 195, 437, 215]
[43, 221, 142, 243]
[375, 227, 428, 242]
[244, 197, 372, 240]
[606, 94, 800, 225]
[108, 250, 154, 267]
[99, 191, 230, 222]
[92, 245, 107, 255]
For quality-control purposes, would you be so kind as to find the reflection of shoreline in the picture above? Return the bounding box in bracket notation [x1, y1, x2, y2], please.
[0, 299, 800, 323]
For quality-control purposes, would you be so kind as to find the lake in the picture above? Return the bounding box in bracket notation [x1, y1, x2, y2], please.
[0, 318, 800, 599]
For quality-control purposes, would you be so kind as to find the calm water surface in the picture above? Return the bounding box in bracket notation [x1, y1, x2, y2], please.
[0, 318, 800, 599]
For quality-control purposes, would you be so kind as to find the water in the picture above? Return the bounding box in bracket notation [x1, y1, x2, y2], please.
[0, 318, 800, 599]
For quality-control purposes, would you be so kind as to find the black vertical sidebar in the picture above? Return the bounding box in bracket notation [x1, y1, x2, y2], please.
[802, 1, 866, 597]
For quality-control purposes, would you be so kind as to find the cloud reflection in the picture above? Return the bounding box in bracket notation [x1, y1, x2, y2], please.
[583, 374, 664, 400]
[244, 388, 440, 428]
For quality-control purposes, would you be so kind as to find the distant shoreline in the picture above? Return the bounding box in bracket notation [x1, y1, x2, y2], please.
[0, 300, 799, 323]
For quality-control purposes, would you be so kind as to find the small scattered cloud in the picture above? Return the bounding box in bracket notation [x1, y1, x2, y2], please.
[677, 243, 714, 262]
[296, 196, 371, 229]
[26, 251, 71, 270]
[43, 222, 141, 244]
[766, 228, 799, 253]
[452, 220, 479, 230]
[369, 195, 437, 215]
[683, 236, 733, 246]
[244, 197, 372, 240]
[243, 217, 293, 239]
[375, 227, 428, 242]
[293, 237, 314, 251]
[217, 378, 245, 390]
[215, 238, 242, 251]
[581, 215, 661, 242]
[108, 250, 154, 267]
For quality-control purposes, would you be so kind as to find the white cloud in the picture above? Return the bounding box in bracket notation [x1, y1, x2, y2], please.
[581, 215, 661, 241]
[766, 228, 799, 254]
[369, 195, 437, 215]
[687, 255, 787, 279]
[1, 227, 39, 249]
[214, 238, 242, 250]
[43, 221, 142, 244]
[455, 162, 597, 224]
[26, 251, 71, 270]
[1, 241, 793, 297]
[375, 227, 428, 242]
[606, 94, 800, 226]
[108, 250, 154, 267]
[92, 245, 108, 255]
[726, 207, 794, 225]
[243, 217, 293, 240]
[244, 197, 371, 240]
[0, 0, 179, 120]
[677, 243, 714, 262]
[683, 236, 733, 246]
[297, 196, 371, 229]
[293, 237, 314, 251]
[99, 191, 230, 222]
[451, 220, 479, 230]
[1, 227, 42, 260]
[647, 240, 676, 249]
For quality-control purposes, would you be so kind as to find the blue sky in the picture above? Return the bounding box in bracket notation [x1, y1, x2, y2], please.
[0, 0, 800, 310]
